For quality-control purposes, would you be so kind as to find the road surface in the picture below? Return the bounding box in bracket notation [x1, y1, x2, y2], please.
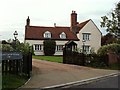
[70, 75, 120, 88]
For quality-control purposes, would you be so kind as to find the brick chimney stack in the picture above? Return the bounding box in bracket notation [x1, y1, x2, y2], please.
[26, 16, 30, 26]
[71, 11, 77, 27]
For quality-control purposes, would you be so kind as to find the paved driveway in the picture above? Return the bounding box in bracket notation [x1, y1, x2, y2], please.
[20, 59, 118, 88]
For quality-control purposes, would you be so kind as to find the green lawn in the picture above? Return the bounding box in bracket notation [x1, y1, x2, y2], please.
[2, 74, 28, 90]
[32, 55, 63, 63]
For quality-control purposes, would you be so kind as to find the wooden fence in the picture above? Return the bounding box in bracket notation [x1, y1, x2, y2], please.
[63, 50, 85, 65]
[63, 49, 108, 67]
[2, 52, 32, 78]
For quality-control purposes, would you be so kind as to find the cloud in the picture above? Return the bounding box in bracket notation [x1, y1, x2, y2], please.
[0, 0, 119, 41]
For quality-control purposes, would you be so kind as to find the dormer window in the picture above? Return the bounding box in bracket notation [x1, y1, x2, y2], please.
[60, 32, 66, 39]
[44, 31, 51, 38]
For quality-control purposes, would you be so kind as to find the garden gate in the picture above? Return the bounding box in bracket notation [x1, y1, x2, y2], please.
[2, 51, 32, 78]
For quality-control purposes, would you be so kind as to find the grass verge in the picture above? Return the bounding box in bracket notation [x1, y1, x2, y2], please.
[108, 63, 120, 70]
[87, 63, 120, 70]
[32, 55, 63, 63]
[2, 74, 28, 90]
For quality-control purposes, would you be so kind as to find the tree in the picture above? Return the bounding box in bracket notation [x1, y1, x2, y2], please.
[100, 2, 120, 38]
[43, 39, 56, 56]
[101, 33, 117, 45]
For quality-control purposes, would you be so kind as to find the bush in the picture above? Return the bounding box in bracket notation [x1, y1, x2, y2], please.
[43, 40, 56, 56]
[1, 44, 14, 51]
[97, 43, 120, 56]
[85, 54, 108, 68]
[1, 40, 33, 55]
[16, 43, 33, 55]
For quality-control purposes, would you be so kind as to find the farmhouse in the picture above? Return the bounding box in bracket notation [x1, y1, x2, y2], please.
[25, 11, 101, 55]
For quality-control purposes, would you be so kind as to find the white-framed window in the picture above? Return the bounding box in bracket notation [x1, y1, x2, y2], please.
[44, 31, 51, 38]
[60, 32, 66, 39]
[56, 45, 64, 51]
[34, 44, 43, 51]
[83, 45, 90, 53]
[83, 33, 91, 41]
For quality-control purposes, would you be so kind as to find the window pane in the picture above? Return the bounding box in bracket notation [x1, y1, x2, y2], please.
[83, 33, 90, 41]
[44, 31, 51, 38]
[56, 45, 63, 51]
[34, 44, 43, 51]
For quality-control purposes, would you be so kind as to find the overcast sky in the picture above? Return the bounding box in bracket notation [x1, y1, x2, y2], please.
[0, 0, 119, 42]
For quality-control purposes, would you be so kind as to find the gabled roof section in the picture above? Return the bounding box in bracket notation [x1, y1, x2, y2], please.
[25, 26, 79, 40]
[77, 19, 90, 31]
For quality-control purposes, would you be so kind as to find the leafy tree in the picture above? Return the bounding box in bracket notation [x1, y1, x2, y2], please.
[100, 2, 120, 38]
[43, 39, 56, 56]
[101, 33, 117, 45]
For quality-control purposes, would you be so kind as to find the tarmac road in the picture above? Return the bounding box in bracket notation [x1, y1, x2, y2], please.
[70, 74, 120, 88]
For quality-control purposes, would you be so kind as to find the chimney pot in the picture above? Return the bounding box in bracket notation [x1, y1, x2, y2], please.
[72, 10, 74, 13]
[54, 23, 56, 27]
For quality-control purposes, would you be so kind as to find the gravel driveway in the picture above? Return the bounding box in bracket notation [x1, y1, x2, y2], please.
[20, 59, 118, 88]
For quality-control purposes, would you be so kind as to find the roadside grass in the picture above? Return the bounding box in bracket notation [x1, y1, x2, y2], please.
[2, 74, 28, 90]
[88, 63, 120, 70]
[108, 63, 120, 70]
[32, 55, 63, 63]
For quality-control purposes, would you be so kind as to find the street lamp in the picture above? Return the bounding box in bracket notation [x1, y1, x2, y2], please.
[13, 31, 18, 50]
[82, 40, 86, 54]
[13, 31, 18, 40]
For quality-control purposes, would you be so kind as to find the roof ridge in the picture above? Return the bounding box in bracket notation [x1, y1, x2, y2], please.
[29, 25, 70, 28]
[78, 19, 90, 25]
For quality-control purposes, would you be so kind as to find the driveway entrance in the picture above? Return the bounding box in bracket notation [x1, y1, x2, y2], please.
[20, 59, 118, 88]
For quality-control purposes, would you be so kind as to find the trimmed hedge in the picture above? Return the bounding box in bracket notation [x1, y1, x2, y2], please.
[43, 39, 56, 56]
[97, 43, 120, 56]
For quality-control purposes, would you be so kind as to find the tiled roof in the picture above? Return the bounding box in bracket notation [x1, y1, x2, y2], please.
[25, 26, 79, 40]
[77, 19, 90, 31]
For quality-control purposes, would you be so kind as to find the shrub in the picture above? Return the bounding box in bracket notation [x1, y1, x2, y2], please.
[1, 44, 14, 51]
[1, 40, 33, 55]
[17, 43, 33, 55]
[43, 39, 56, 56]
[97, 43, 120, 56]
[85, 54, 108, 68]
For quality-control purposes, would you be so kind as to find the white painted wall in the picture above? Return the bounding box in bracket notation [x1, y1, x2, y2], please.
[25, 40, 69, 55]
[77, 20, 101, 53]
[54, 41, 68, 55]
[25, 40, 44, 55]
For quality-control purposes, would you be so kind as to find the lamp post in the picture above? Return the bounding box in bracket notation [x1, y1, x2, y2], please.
[82, 40, 86, 54]
[13, 31, 18, 50]
[82, 40, 86, 66]
[13, 31, 18, 40]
